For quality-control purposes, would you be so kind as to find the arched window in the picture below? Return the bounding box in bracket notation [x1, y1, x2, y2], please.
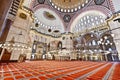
[92, 40, 96, 45]
[109, 48, 112, 51]
[89, 42, 91, 46]
[107, 40, 110, 43]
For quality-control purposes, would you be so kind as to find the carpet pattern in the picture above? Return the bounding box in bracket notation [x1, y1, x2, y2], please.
[0, 61, 119, 80]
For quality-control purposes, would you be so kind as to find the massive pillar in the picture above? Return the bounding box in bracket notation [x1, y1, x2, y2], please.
[0, 0, 12, 57]
[0, 19, 13, 42]
[0, 0, 12, 38]
[61, 33, 73, 50]
[108, 14, 120, 61]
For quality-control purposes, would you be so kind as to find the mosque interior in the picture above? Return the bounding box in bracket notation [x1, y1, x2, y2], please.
[0, 0, 120, 80]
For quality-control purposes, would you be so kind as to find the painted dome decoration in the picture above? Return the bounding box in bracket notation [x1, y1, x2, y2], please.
[48, 0, 91, 13]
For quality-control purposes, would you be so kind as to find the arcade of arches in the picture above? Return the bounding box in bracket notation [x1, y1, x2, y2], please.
[1, 0, 120, 62]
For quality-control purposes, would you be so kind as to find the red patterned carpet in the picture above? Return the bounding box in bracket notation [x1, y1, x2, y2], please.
[0, 61, 119, 80]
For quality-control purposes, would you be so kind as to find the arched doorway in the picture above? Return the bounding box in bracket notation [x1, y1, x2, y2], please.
[57, 41, 62, 50]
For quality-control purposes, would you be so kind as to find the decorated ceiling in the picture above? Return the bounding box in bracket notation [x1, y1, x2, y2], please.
[49, 0, 90, 12]
[22, 0, 114, 37]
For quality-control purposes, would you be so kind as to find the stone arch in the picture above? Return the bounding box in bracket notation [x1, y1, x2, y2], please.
[69, 5, 112, 32]
[81, 32, 98, 44]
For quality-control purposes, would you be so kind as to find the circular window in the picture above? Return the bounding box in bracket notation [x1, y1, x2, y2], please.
[48, 29, 52, 32]
[63, 14, 71, 22]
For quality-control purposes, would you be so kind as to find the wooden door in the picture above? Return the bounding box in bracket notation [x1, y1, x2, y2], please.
[1, 49, 11, 62]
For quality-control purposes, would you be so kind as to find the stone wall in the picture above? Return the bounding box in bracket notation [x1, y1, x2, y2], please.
[108, 14, 120, 60]
[2, 9, 33, 60]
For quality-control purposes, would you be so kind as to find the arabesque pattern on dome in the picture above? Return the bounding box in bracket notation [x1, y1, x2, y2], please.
[48, 0, 91, 12]
[26, 0, 113, 35]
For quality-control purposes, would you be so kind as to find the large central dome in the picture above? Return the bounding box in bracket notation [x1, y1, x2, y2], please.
[49, 0, 90, 12]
